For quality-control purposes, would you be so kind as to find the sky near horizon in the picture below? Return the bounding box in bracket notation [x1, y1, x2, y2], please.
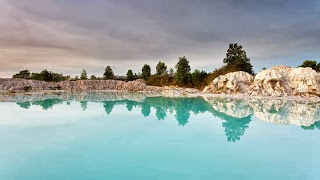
[0, 0, 319, 77]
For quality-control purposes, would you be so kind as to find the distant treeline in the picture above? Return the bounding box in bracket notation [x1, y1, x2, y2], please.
[12, 43, 317, 89]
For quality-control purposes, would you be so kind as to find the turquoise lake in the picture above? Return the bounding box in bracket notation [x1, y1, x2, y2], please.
[0, 92, 319, 180]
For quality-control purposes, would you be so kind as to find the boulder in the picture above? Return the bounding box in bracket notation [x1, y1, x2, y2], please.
[288, 67, 320, 97]
[248, 66, 293, 97]
[0, 78, 60, 92]
[248, 66, 320, 97]
[202, 71, 254, 94]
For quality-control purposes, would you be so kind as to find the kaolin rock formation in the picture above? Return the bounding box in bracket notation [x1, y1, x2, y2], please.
[203, 66, 320, 98]
[0, 79, 159, 92]
[202, 71, 254, 94]
[0, 78, 200, 96]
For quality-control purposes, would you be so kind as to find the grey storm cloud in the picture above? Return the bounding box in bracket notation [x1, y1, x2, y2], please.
[0, 0, 319, 77]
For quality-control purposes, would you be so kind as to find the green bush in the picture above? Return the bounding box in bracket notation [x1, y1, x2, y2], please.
[146, 75, 175, 87]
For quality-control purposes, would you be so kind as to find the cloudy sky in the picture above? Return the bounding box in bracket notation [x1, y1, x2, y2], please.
[0, 0, 319, 77]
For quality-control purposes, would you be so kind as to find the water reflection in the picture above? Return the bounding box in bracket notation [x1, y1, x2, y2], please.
[100, 97, 210, 126]
[1, 92, 319, 142]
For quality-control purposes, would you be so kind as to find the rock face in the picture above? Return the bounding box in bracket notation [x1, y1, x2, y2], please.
[0, 78, 60, 91]
[0, 78, 199, 96]
[288, 67, 320, 97]
[248, 66, 293, 97]
[202, 71, 254, 94]
[248, 66, 320, 97]
[203, 66, 320, 98]
[0, 78, 152, 92]
[57, 80, 126, 91]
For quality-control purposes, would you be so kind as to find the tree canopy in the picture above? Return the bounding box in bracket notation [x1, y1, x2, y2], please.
[299, 60, 318, 71]
[175, 56, 191, 86]
[80, 69, 88, 80]
[103, 66, 114, 79]
[141, 64, 151, 80]
[191, 69, 207, 85]
[223, 43, 254, 74]
[156, 61, 167, 76]
[14, 69, 69, 82]
[13, 70, 31, 79]
[126, 69, 134, 81]
[90, 75, 97, 80]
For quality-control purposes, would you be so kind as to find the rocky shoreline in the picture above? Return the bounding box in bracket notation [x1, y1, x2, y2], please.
[0, 78, 200, 97]
[203, 65, 320, 98]
[1, 65, 319, 99]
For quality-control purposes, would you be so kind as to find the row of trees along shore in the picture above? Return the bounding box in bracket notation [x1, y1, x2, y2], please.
[11, 43, 318, 89]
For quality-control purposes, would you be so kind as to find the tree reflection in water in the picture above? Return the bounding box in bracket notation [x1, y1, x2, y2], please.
[211, 108, 251, 142]
[80, 101, 88, 111]
[17, 99, 64, 110]
[301, 121, 320, 130]
[9, 92, 320, 142]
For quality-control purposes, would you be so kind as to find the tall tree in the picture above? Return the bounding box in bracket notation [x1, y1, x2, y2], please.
[175, 56, 191, 86]
[299, 60, 318, 71]
[103, 66, 115, 79]
[223, 43, 254, 74]
[141, 64, 151, 80]
[156, 61, 167, 76]
[80, 69, 88, 80]
[126, 69, 134, 81]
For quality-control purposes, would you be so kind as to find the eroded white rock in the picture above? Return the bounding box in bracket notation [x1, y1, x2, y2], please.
[203, 65, 320, 98]
[202, 71, 254, 94]
[248, 66, 293, 97]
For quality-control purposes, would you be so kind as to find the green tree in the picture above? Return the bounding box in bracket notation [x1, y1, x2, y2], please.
[103, 66, 114, 79]
[191, 69, 207, 85]
[27, 70, 68, 82]
[90, 75, 97, 80]
[41, 69, 53, 82]
[141, 64, 151, 80]
[80, 69, 87, 80]
[175, 56, 191, 86]
[223, 43, 254, 74]
[156, 61, 167, 76]
[299, 60, 318, 71]
[317, 63, 320, 72]
[126, 69, 134, 81]
[13, 70, 31, 79]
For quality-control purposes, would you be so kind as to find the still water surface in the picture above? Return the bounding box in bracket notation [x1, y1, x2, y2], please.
[0, 92, 319, 180]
